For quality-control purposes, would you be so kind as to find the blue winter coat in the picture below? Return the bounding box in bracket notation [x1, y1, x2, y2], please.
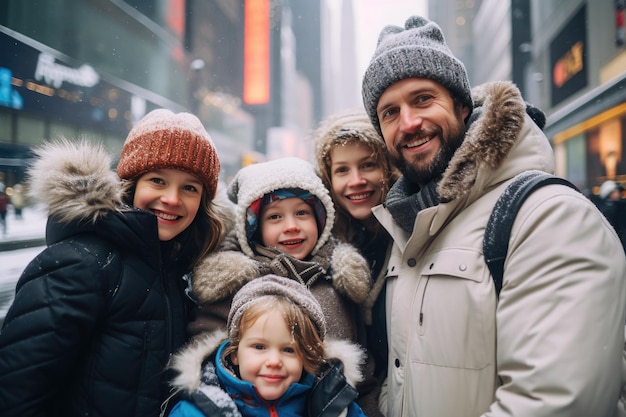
[168, 335, 366, 417]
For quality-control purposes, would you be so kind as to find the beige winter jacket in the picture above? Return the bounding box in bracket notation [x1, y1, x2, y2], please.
[373, 81, 626, 417]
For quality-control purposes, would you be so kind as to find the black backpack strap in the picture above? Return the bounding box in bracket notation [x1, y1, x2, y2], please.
[483, 170, 579, 298]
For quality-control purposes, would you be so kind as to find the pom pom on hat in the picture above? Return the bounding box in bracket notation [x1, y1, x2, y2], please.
[362, 15, 473, 136]
[227, 274, 327, 339]
[116, 109, 220, 199]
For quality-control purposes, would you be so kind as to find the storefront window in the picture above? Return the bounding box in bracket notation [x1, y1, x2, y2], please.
[49, 121, 78, 141]
[0, 111, 12, 142]
[16, 115, 45, 146]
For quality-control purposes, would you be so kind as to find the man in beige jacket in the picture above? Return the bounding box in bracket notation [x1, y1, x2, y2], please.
[361, 15, 626, 417]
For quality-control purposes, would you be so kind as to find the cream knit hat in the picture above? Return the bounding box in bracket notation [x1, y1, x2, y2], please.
[227, 157, 335, 258]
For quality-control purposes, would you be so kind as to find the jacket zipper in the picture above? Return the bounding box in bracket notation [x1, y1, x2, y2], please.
[162, 272, 173, 355]
[418, 276, 431, 327]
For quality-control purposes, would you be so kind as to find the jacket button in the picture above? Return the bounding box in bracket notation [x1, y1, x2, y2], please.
[395, 358, 401, 368]
[407, 258, 416, 267]
[459, 264, 467, 271]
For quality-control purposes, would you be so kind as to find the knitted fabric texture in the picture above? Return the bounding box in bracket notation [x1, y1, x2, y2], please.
[227, 274, 327, 339]
[227, 157, 335, 258]
[362, 15, 473, 136]
[313, 107, 387, 170]
[116, 109, 220, 199]
[385, 175, 441, 233]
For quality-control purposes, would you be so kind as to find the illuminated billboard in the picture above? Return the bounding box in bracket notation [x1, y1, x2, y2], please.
[243, 0, 270, 105]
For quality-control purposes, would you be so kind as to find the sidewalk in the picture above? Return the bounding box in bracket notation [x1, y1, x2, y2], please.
[0, 205, 47, 251]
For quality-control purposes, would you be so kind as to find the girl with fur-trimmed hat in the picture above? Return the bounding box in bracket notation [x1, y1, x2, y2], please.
[168, 274, 366, 417]
[0, 109, 231, 417]
[313, 108, 399, 417]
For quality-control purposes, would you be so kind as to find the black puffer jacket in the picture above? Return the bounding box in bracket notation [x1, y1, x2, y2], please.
[0, 141, 191, 417]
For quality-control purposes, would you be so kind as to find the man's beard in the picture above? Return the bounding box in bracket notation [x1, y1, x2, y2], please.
[390, 121, 466, 187]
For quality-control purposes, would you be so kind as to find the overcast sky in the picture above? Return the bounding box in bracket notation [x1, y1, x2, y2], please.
[352, 0, 428, 81]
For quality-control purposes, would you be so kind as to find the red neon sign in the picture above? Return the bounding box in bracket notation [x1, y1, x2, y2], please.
[244, 0, 270, 104]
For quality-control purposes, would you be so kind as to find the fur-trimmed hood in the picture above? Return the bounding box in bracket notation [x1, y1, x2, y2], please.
[191, 234, 371, 306]
[169, 329, 365, 395]
[227, 157, 335, 258]
[192, 155, 372, 306]
[28, 139, 124, 225]
[436, 81, 554, 204]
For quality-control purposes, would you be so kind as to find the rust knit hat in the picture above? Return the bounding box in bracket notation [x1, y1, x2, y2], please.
[116, 109, 220, 199]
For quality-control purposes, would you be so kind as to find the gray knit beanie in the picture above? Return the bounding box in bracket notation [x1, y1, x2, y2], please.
[362, 15, 473, 136]
[227, 274, 327, 339]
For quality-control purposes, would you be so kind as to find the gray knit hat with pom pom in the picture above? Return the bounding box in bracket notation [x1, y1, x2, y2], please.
[362, 15, 473, 136]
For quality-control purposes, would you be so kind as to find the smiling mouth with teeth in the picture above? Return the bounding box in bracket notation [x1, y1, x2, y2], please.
[405, 136, 431, 148]
[348, 192, 373, 200]
[281, 239, 303, 246]
[154, 211, 179, 221]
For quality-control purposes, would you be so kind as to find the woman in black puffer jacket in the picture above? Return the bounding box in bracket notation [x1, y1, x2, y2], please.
[0, 109, 231, 417]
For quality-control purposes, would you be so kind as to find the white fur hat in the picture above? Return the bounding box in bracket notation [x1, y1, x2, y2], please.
[227, 157, 335, 258]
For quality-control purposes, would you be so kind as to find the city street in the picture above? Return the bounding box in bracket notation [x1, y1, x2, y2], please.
[0, 206, 47, 325]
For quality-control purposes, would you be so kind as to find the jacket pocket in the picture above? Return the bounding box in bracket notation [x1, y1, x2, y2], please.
[414, 248, 494, 370]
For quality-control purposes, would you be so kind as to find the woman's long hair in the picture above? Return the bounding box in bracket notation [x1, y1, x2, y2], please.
[313, 108, 400, 243]
[123, 182, 232, 273]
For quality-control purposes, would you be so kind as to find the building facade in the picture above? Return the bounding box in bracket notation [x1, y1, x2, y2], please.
[0, 0, 324, 187]
[430, 0, 626, 195]
[534, 0, 626, 195]
[0, 0, 194, 187]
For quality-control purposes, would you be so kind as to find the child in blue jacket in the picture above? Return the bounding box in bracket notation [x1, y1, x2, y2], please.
[167, 274, 366, 417]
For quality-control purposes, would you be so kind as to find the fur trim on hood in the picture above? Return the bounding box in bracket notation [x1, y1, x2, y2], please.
[168, 329, 365, 394]
[437, 81, 528, 202]
[192, 234, 371, 305]
[27, 139, 124, 224]
[227, 157, 335, 258]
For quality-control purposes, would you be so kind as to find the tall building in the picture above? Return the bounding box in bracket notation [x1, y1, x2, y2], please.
[0, 0, 325, 186]
[0, 0, 192, 185]
[320, 0, 359, 118]
[431, 0, 626, 194]
[535, 1, 626, 193]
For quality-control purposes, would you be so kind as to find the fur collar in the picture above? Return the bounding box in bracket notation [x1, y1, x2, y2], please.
[192, 236, 371, 305]
[437, 81, 527, 202]
[168, 329, 365, 394]
[28, 139, 124, 224]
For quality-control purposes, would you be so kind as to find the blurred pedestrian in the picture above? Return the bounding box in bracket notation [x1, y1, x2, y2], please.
[0, 182, 7, 234]
[0, 109, 230, 417]
[168, 274, 366, 417]
[10, 183, 25, 220]
[361, 15, 626, 416]
[597, 180, 626, 251]
[313, 107, 399, 417]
